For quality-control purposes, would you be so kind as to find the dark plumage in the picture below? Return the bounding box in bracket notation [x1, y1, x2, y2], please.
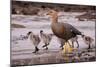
[40, 30, 53, 50]
[47, 10, 82, 50]
[27, 31, 40, 53]
[51, 21, 82, 41]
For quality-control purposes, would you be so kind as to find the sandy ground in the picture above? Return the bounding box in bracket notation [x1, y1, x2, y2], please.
[11, 12, 96, 66]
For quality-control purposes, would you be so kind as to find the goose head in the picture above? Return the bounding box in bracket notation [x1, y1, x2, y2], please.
[47, 10, 58, 17]
[46, 10, 58, 23]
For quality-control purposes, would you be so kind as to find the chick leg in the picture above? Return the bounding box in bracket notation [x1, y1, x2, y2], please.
[76, 40, 79, 48]
[42, 44, 47, 48]
[33, 46, 39, 53]
[43, 43, 49, 50]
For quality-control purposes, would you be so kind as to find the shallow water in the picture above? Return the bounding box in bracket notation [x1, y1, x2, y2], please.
[11, 12, 96, 65]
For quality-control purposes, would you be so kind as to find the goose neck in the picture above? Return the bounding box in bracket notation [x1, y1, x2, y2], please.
[51, 15, 58, 23]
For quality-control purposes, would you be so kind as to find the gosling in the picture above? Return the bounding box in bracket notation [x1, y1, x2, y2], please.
[27, 31, 40, 53]
[40, 30, 53, 50]
[81, 35, 94, 49]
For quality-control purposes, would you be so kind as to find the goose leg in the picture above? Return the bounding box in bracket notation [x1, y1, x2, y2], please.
[67, 41, 72, 47]
[60, 44, 64, 50]
[62, 42, 67, 54]
[76, 40, 79, 48]
[62, 41, 73, 54]
[72, 41, 74, 48]
[61, 46, 64, 50]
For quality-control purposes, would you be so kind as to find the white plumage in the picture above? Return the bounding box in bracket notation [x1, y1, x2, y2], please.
[40, 30, 53, 50]
[81, 35, 94, 49]
[27, 31, 40, 53]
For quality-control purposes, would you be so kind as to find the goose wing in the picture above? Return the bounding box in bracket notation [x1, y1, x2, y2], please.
[63, 23, 82, 35]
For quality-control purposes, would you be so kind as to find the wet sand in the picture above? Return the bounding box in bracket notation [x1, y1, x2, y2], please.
[11, 48, 95, 66]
